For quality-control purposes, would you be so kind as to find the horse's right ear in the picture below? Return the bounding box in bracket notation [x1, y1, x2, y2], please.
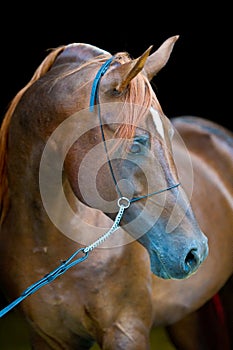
[144, 35, 179, 81]
[53, 43, 110, 67]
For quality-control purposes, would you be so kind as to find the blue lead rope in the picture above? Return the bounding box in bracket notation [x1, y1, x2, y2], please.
[0, 248, 89, 318]
[0, 195, 129, 319]
[0, 58, 116, 319]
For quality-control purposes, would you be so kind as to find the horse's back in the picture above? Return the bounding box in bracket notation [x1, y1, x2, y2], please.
[172, 115, 233, 169]
[171, 115, 233, 140]
[172, 115, 233, 223]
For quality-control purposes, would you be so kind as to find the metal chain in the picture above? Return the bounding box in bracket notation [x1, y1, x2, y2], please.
[83, 197, 130, 252]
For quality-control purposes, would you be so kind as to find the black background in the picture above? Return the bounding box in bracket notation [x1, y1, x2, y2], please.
[0, 4, 231, 131]
[0, 4, 231, 349]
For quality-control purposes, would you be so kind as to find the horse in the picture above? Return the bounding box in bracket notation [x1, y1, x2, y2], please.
[0, 35, 230, 349]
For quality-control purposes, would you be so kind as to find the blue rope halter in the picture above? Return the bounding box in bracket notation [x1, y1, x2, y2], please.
[89, 56, 180, 202]
[90, 57, 114, 111]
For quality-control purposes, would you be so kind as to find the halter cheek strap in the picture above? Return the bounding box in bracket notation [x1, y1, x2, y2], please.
[89, 58, 180, 203]
[90, 57, 115, 112]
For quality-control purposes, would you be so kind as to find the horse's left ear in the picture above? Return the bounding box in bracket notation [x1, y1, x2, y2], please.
[101, 46, 153, 94]
[144, 35, 179, 80]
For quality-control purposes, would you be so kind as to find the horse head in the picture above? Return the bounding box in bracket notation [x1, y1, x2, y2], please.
[3, 36, 208, 280]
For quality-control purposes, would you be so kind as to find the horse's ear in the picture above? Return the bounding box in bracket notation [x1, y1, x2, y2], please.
[144, 35, 179, 80]
[102, 46, 153, 93]
[53, 43, 110, 67]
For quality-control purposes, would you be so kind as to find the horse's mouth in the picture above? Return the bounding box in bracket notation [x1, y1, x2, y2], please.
[149, 251, 173, 279]
[156, 268, 172, 279]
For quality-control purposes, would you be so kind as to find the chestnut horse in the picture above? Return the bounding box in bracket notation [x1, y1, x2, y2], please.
[0, 36, 229, 349]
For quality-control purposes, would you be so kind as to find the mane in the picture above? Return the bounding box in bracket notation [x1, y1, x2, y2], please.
[0, 45, 66, 224]
[103, 53, 160, 149]
[114, 61, 157, 141]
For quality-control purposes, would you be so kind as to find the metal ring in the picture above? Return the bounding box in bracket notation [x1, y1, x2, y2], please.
[117, 197, 130, 209]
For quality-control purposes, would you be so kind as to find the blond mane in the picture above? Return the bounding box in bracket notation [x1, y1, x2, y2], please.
[0, 45, 66, 224]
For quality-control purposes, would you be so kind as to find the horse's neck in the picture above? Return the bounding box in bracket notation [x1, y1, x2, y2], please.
[4, 166, 134, 255]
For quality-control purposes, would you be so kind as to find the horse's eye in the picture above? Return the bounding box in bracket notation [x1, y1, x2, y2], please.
[128, 136, 149, 154]
[129, 142, 141, 154]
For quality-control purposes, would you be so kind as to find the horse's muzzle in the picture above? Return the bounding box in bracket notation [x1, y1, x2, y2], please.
[148, 234, 209, 280]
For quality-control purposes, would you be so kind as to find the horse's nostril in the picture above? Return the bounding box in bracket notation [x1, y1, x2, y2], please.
[184, 248, 199, 271]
